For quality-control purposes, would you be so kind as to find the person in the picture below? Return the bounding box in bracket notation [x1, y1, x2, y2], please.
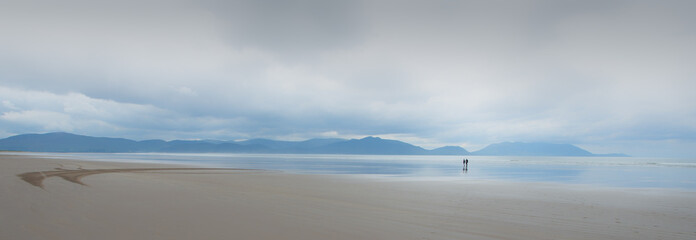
[462, 158, 469, 171]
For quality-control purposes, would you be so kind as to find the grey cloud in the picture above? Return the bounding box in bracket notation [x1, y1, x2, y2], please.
[205, 0, 366, 60]
[1, 0, 695, 156]
[0, 87, 249, 140]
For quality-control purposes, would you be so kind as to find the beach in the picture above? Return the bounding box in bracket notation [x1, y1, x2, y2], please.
[1, 154, 695, 240]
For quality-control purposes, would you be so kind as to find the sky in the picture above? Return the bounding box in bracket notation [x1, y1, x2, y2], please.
[0, 0, 695, 157]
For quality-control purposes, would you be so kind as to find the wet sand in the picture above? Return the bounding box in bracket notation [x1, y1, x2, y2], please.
[1, 154, 695, 240]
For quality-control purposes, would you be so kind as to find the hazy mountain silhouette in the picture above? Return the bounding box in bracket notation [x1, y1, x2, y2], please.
[429, 146, 470, 155]
[0, 132, 626, 156]
[472, 142, 628, 157]
[0, 132, 139, 152]
[316, 136, 429, 155]
[236, 138, 345, 153]
[0, 133, 445, 155]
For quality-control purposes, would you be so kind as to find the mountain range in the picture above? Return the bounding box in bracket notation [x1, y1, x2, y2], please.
[474, 142, 627, 157]
[0, 132, 627, 157]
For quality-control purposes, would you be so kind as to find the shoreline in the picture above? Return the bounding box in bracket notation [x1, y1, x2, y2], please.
[2, 154, 695, 240]
[7, 151, 696, 191]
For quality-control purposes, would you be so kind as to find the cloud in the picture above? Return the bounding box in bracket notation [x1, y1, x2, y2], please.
[0, 0, 694, 156]
[1, 110, 74, 133]
[206, 0, 366, 59]
[0, 86, 246, 140]
[1, 100, 19, 110]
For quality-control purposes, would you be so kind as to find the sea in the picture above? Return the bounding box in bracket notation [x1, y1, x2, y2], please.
[10, 152, 696, 190]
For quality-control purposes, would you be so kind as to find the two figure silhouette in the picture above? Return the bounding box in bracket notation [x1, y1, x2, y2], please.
[462, 158, 468, 172]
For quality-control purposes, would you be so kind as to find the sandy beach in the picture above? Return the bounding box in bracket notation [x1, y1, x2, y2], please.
[1, 154, 695, 240]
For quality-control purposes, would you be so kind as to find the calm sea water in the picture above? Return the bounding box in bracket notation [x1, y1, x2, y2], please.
[12, 152, 696, 190]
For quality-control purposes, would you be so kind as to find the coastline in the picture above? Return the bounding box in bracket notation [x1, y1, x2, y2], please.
[2, 154, 695, 240]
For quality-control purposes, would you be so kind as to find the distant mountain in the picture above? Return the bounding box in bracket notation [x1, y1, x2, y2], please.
[472, 142, 627, 157]
[0, 132, 626, 156]
[236, 138, 345, 153]
[160, 140, 241, 153]
[0, 132, 140, 152]
[317, 136, 429, 155]
[0, 132, 462, 155]
[136, 139, 169, 152]
[429, 146, 470, 155]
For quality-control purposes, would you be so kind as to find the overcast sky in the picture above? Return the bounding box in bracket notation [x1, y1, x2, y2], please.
[1, 0, 695, 157]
